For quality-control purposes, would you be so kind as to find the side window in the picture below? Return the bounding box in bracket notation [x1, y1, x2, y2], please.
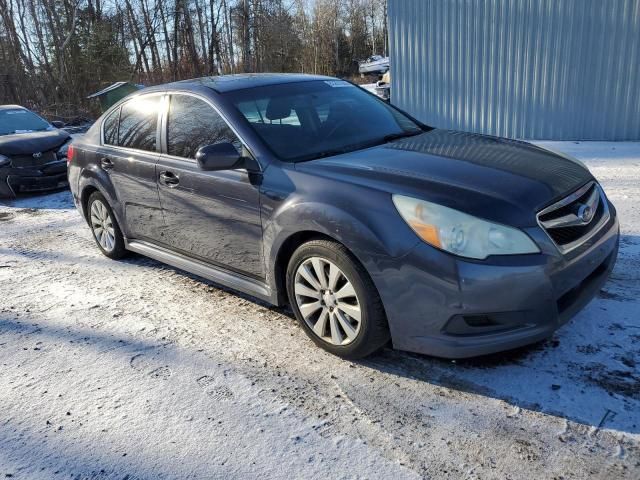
[167, 95, 241, 159]
[118, 96, 160, 151]
[103, 107, 119, 145]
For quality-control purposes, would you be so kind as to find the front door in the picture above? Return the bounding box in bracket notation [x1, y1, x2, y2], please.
[155, 93, 264, 278]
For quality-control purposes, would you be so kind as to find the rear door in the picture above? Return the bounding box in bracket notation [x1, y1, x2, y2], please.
[100, 94, 164, 241]
[155, 93, 264, 278]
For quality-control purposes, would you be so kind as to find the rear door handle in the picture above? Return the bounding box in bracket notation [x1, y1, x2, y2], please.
[159, 171, 179, 187]
[100, 157, 114, 170]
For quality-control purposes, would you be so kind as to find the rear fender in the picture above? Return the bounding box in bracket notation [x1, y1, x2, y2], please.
[78, 165, 124, 230]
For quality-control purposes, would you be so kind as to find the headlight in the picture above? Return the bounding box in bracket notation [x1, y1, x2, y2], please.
[56, 139, 72, 160]
[392, 195, 540, 259]
[0, 154, 10, 168]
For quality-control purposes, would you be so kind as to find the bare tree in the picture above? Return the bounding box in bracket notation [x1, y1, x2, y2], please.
[0, 0, 389, 115]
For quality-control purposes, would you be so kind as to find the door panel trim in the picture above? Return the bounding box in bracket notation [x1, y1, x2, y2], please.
[125, 239, 276, 304]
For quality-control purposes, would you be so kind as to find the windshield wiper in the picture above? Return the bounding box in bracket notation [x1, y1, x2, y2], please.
[294, 131, 424, 163]
[297, 148, 351, 162]
[382, 130, 423, 143]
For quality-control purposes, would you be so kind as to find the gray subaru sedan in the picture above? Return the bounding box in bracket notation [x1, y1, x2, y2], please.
[67, 74, 619, 359]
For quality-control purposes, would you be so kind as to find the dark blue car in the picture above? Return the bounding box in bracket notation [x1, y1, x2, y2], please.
[67, 74, 619, 359]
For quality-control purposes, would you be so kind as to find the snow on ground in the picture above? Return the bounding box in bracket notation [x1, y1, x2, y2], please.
[0, 141, 639, 479]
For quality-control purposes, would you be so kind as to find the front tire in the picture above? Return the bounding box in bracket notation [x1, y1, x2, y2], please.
[286, 239, 389, 359]
[87, 191, 127, 259]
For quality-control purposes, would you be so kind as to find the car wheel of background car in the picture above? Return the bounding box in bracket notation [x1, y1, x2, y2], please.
[87, 191, 127, 259]
[286, 239, 390, 359]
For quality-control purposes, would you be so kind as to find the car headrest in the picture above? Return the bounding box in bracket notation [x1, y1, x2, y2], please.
[265, 97, 293, 121]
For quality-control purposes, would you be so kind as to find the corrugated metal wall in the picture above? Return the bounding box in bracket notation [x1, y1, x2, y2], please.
[388, 0, 640, 140]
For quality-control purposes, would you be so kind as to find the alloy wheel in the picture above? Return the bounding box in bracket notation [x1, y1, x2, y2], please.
[294, 256, 362, 346]
[90, 199, 116, 252]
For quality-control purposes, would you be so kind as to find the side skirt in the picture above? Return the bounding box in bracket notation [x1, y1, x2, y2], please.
[125, 239, 277, 305]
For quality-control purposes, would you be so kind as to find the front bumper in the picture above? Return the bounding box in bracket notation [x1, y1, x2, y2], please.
[371, 205, 620, 359]
[0, 161, 68, 198]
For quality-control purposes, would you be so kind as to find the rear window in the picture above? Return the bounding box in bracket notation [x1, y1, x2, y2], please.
[0, 108, 52, 136]
[117, 96, 161, 151]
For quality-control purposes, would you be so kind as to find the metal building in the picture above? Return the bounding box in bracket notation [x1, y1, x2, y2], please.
[388, 0, 640, 140]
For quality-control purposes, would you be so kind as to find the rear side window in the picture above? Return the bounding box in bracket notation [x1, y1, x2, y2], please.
[103, 108, 119, 145]
[117, 96, 160, 151]
[167, 94, 241, 159]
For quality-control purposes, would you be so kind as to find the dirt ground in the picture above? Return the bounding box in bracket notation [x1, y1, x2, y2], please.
[0, 142, 639, 479]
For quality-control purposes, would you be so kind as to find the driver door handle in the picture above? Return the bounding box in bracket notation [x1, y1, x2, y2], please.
[159, 171, 180, 187]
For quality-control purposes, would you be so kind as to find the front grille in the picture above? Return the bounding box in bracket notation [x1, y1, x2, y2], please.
[9, 150, 57, 168]
[537, 182, 610, 254]
[6, 173, 68, 193]
[544, 198, 606, 245]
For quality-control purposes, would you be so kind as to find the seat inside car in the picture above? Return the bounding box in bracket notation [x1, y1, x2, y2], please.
[265, 96, 295, 123]
[251, 96, 311, 153]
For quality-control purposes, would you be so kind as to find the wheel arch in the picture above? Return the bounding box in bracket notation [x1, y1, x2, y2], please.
[265, 198, 417, 306]
[272, 230, 338, 305]
[80, 185, 99, 223]
[77, 169, 124, 230]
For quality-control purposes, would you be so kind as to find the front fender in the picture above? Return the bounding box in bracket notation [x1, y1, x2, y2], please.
[266, 201, 386, 261]
[260, 165, 423, 289]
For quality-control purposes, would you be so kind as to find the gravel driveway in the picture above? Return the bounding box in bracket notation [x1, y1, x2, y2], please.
[1, 142, 638, 479]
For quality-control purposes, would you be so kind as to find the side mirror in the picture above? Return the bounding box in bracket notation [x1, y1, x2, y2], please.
[196, 142, 242, 171]
[51, 120, 65, 129]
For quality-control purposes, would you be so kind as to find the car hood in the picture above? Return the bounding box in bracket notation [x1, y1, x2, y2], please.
[295, 129, 593, 227]
[0, 129, 70, 156]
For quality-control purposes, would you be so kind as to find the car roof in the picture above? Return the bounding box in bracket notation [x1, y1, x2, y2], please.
[142, 73, 336, 94]
[0, 105, 27, 111]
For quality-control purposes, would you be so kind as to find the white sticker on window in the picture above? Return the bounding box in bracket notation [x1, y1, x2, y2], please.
[324, 80, 354, 88]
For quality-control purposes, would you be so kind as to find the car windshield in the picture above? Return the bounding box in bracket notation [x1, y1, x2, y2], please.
[226, 80, 424, 162]
[0, 108, 52, 136]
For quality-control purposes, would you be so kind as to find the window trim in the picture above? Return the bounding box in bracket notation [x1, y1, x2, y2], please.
[100, 92, 165, 155]
[159, 90, 259, 170]
[101, 106, 121, 147]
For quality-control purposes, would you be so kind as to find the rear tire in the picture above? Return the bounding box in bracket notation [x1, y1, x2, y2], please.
[87, 191, 127, 260]
[286, 239, 389, 359]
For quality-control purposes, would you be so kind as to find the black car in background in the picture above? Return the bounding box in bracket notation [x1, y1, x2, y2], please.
[0, 105, 72, 198]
